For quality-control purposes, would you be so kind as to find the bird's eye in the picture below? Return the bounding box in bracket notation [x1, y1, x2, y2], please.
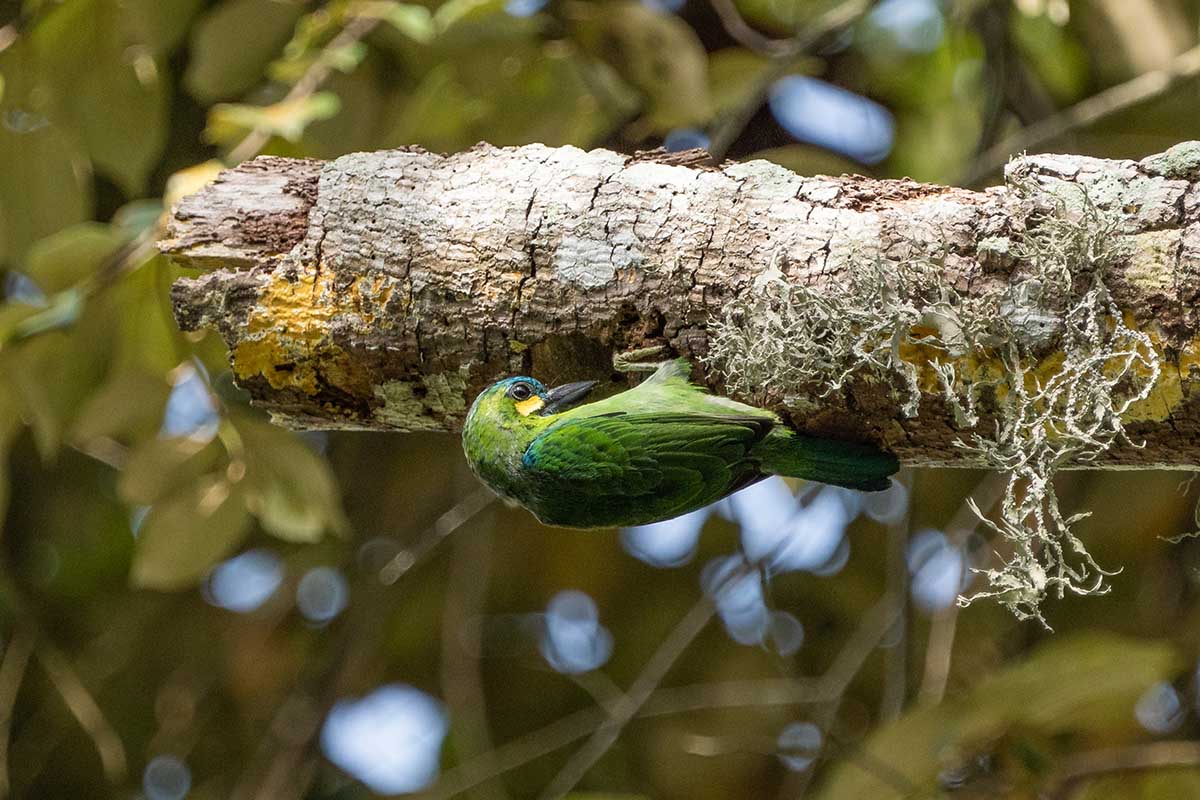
[508, 382, 533, 401]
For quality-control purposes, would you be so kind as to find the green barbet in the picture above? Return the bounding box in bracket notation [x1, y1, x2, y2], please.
[461, 359, 899, 529]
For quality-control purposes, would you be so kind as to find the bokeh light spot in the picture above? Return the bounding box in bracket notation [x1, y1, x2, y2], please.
[863, 478, 909, 525]
[809, 535, 851, 577]
[1135, 681, 1185, 734]
[663, 128, 710, 152]
[768, 610, 805, 656]
[2, 109, 49, 134]
[296, 566, 349, 623]
[540, 590, 614, 674]
[130, 505, 150, 537]
[776, 722, 822, 771]
[702, 556, 769, 646]
[907, 529, 967, 612]
[4, 271, 47, 307]
[504, 0, 546, 17]
[621, 505, 710, 567]
[321, 684, 449, 795]
[730, 481, 855, 574]
[867, 0, 945, 53]
[642, 0, 686, 11]
[205, 549, 284, 613]
[768, 76, 895, 164]
[143, 754, 191, 800]
[160, 362, 218, 442]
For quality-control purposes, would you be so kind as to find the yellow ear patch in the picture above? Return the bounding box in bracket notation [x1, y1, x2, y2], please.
[515, 396, 546, 416]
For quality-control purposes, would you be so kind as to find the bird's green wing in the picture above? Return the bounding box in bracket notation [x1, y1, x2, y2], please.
[522, 412, 772, 519]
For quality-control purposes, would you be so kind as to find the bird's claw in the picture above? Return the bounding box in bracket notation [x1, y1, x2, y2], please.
[612, 345, 669, 373]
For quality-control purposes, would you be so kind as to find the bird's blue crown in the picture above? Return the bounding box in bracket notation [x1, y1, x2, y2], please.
[490, 376, 547, 396]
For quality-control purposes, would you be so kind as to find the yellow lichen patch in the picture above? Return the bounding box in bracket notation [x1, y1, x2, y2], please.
[1124, 363, 1183, 422]
[895, 336, 1010, 401]
[1125, 230, 1181, 296]
[233, 337, 320, 393]
[232, 266, 399, 398]
[894, 324, 1200, 429]
[1122, 328, 1200, 423]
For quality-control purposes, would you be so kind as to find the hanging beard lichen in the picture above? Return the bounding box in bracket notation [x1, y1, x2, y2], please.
[705, 176, 1161, 624]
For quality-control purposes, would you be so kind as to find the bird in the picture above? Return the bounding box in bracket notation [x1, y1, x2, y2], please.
[461, 359, 899, 529]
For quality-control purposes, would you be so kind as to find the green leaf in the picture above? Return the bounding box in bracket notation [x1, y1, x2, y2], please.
[816, 633, 1183, 799]
[361, 1, 435, 43]
[7, 287, 85, 342]
[0, 223, 123, 346]
[302, 63, 389, 159]
[268, 1, 372, 84]
[22, 223, 122, 293]
[2, 346, 62, 460]
[109, 254, 184, 377]
[0, 305, 40, 351]
[856, 28, 984, 183]
[184, 0, 307, 103]
[206, 92, 342, 145]
[384, 40, 636, 151]
[32, 0, 171, 196]
[708, 47, 772, 118]
[233, 415, 348, 542]
[571, 1, 710, 132]
[749, 145, 863, 178]
[121, 0, 206, 56]
[433, 0, 509, 31]
[0, 41, 92, 265]
[248, 481, 326, 542]
[71, 369, 172, 445]
[111, 199, 166, 242]
[1011, 11, 1089, 105]
[729, 0, 824, 35]
[131, 475, 252, 589]
[0, 292, 115, 459]
[383, 63, 485, 150]
[118, 435, 225, 507]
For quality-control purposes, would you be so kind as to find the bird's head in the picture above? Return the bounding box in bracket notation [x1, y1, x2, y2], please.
[466, 375, 598, 428]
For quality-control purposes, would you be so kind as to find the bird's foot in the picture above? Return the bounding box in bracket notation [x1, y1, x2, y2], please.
[612, 344, 669, 373]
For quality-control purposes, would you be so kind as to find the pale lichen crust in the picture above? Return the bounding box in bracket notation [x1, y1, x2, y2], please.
[707, 173, 1173, 623]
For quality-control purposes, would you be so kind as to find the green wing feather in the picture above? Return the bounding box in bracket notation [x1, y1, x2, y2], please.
[522, 412, 771, 526]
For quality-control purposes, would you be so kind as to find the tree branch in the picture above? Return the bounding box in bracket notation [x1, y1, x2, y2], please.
[538, 597, 714, 799]
[161, 141, 1200, 468]
[963, 45, 1200, 187]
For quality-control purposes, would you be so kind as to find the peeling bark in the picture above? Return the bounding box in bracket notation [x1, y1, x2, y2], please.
[161, 141, 1200, 468]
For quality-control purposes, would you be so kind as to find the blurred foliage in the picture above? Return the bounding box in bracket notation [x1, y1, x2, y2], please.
[0, 0, 1199, 798]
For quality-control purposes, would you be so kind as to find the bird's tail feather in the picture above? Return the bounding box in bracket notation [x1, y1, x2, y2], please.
[755, 430, 899, 492]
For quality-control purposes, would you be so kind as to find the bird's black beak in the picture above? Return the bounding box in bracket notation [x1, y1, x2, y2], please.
[540, 380, 598, 415]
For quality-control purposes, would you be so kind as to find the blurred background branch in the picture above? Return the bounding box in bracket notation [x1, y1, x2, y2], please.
[538, 596, 714, 799]
[706, 0, 876, 160]
[964, 42, 1200, 186]
[1045, 741, 1200, 800]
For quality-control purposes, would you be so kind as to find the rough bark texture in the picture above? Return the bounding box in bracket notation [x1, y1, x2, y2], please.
[161, 141, 1200, 468]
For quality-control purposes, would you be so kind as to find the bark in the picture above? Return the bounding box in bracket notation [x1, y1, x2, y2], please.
[161, 141, 1200, 468]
